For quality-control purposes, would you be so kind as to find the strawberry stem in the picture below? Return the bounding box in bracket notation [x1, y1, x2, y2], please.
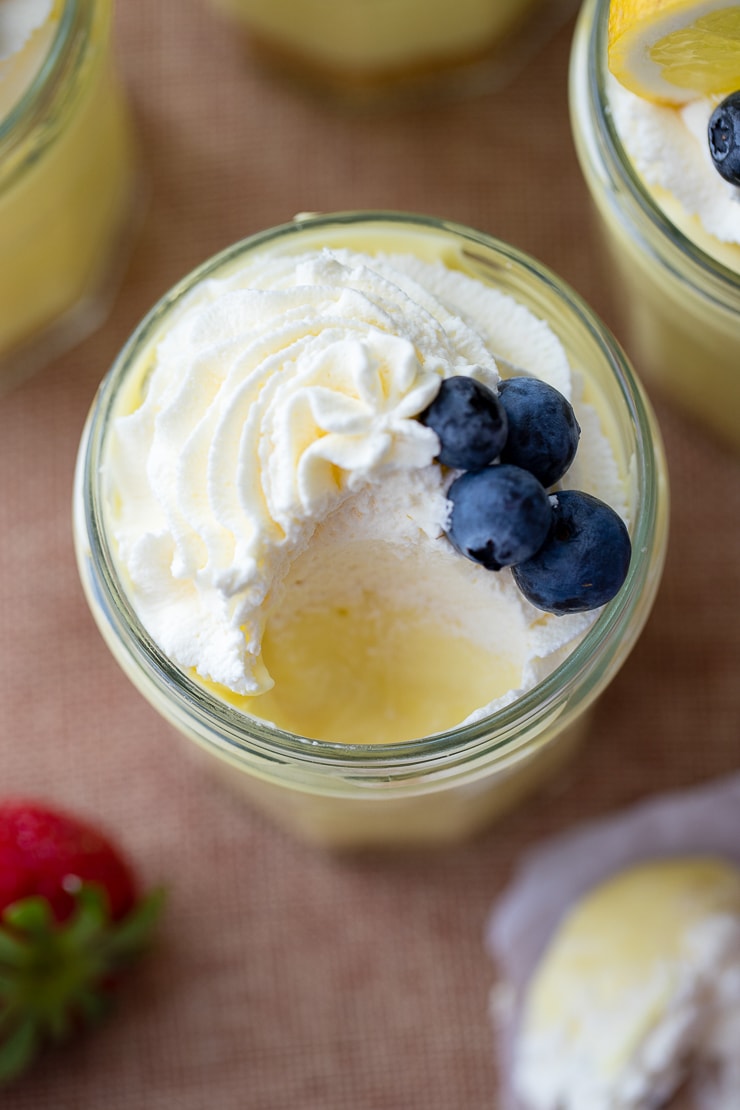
[0, 883, 165, 1085]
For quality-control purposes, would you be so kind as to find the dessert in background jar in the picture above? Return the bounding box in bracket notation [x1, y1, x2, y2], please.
[73, 212, 668, 849]
[488, 774, 740, 1109]
[515, 859, 740, 1109]
[212, 0, 578, 104]
[0, 0, 138, 390]
[569, 0, 740, 451]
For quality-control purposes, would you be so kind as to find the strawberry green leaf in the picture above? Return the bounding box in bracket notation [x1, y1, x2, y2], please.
[0, 930, 27, 964]
[75, 987, 112, 1026]
[0, 881, 166, 1086]
[3, 897, 54, 937]
[107, 888, 166, 958]
[0, 1018, 37, 1084]
[62, 885, 108, 946]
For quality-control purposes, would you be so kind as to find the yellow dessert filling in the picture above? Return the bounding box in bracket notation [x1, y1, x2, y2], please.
[205, 539, 528, 745]
[0, 0, 136, 368]
[245, 604, 519, 745]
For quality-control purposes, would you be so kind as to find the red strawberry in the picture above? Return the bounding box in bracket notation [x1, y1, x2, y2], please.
[0, 800, 164, 1085]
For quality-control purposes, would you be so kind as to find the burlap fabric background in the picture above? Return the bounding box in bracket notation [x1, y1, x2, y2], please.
[2, 2, 739, 1107]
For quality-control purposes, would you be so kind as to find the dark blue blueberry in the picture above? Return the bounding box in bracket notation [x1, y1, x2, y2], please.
[512, 489, 631, 614]
[419, 375, 508, 470]
[708, 92, 740, 186]
[446, 464, 552, 571]
[498, 377, 581, 488]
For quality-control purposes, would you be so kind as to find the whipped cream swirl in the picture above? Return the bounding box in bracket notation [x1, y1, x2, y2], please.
[110, 250, 506, 693]
[107, 247, 614, 700]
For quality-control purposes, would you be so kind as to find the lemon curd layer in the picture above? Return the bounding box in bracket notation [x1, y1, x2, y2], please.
[208, 607, 522, 745]
[206, 534, 529, 745]
[0, 0, 136, 375]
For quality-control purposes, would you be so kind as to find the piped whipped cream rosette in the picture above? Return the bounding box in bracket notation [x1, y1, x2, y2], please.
[106, 247, 626, 719]
[487, 773, 740, 1110]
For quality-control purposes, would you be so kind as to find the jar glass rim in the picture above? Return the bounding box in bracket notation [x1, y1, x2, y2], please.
[0, 0, 89, 163]
[78, 210, 666, 778]
[576, 0, 740, 304]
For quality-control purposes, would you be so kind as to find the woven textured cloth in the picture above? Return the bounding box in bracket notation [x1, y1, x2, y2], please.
[1, 2, 739, 1106]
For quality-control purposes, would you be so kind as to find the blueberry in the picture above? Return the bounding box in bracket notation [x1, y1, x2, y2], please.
[446, 464, 552, 571]
[708, 92, 740, 186]
[497, 377, 581, 488]
[512, 490, 631, 614]
[418, 375, 508, 470]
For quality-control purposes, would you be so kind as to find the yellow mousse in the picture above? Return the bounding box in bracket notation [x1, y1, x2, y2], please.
[210, 600, 522, 745]
[0, 0, 136, 373]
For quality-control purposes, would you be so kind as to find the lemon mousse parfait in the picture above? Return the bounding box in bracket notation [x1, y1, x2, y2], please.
[512, 857, 740, 1109]
[570, 0, 740, 451]
[213, 0, 576, 103]
[0, 0, 137, 388]
[74, 212, 667, 849]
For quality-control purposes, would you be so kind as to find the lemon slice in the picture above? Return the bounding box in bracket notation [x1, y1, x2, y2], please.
[609, 0, 740, 104]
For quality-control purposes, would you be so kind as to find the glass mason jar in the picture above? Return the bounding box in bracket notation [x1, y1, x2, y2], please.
[569, 0, 740, 453]
[73, 212, 668, 850]
[212, 0, 578, 105]
[0, 0, 138, 391]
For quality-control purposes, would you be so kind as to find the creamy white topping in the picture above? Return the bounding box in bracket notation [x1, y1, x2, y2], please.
[609, 75, 740, 258]
[514, 914, 740, 1109]
[0, 0, 51, 61]
[0, 0, 56, 119]
[106, 248, 624, 707]
[512, 871, 740, 1110]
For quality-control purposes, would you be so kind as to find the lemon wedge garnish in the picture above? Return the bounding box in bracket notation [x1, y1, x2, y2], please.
[609, 0, 740, 104]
